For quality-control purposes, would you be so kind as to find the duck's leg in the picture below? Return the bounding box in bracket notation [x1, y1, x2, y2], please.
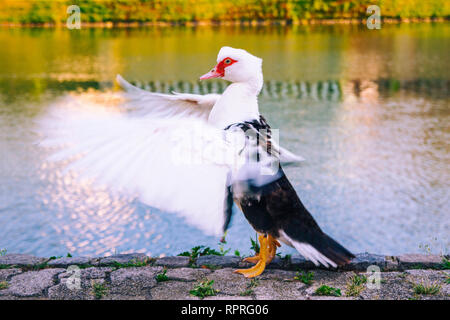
[234, 235, 268, 278]
[266, 235, 281, 264]
[242, 255, 260, 264]
[243, 234, 281, 264]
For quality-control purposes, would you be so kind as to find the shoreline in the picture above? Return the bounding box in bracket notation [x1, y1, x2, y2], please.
[0, 17, 447, 29]
[0, 252, 448, 300]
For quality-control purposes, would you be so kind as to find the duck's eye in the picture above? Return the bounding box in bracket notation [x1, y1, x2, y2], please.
[224, 59, 231, 64]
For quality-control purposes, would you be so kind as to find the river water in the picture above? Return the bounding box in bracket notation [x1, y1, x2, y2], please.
[0, 23, 448, 257]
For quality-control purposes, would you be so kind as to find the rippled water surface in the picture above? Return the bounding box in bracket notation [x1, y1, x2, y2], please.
[0, 24, 449, 257]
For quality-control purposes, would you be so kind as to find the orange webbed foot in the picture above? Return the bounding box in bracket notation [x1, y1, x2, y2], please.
[234, 235, 270, 278]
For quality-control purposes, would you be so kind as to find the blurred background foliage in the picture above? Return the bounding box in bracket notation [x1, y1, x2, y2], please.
[0, 0, 448, 25]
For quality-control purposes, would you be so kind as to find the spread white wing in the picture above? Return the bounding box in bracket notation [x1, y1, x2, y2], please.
[37, 94, 243, 236]
[37, 76, 303, 237]
[116, 74, 220, 120]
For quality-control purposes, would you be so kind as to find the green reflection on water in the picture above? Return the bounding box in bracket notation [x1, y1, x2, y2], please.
[1, 23, 449, 86]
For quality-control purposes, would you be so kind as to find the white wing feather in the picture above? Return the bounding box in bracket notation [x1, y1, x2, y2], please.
[37, 76, 303, 237]
[277, 144, 305, 163]
[116, 74, 220, 120]
[37, 94, 238, 236]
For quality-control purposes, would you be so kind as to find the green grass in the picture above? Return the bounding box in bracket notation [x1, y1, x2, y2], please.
[239, 288, 254, 296]
[217, 240, 231, 256]
[408, 264, 425, 270]
[178, 245, 224, 266]
[438, 258, 450, 270]
[413, 282, 441, 295]
[0, 281, 9, 290]
[346, 274, 367, 297]
[250, 236, 260, 255]
[240, 278, 259, 296]
[190, 280, 217, 299]
[110, 258, 150, 270]
[178, 246, 223, 258]
[350, 274, 367, 286]
[155, 269, 169, 282]
[22, 262, 49, 271]
[403, 257, 449, 270]
[92, 282, 108, 299]
[294, 270, 314, 285]
[48, 256, 62, 260]
[315, 285, 342, 297]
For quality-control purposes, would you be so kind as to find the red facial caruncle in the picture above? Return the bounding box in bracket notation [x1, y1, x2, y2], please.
[199, 57, 238, 80]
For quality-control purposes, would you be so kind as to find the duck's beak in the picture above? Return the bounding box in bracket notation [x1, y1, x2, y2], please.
[199, 66, 222, 80]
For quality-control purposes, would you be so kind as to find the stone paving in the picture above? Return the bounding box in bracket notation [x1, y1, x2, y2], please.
[0, 253, 448, 300]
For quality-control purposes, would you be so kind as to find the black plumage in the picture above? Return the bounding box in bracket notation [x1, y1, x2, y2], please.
[227, 116, 355, 267]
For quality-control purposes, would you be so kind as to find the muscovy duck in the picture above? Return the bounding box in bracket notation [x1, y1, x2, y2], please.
[38, 46, 354, 277]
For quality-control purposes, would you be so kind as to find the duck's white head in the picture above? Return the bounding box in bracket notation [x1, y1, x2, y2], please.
[200, 46, 263, 86]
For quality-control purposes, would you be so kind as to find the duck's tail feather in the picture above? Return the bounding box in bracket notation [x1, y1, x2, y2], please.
[281, 230, 355, 268]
